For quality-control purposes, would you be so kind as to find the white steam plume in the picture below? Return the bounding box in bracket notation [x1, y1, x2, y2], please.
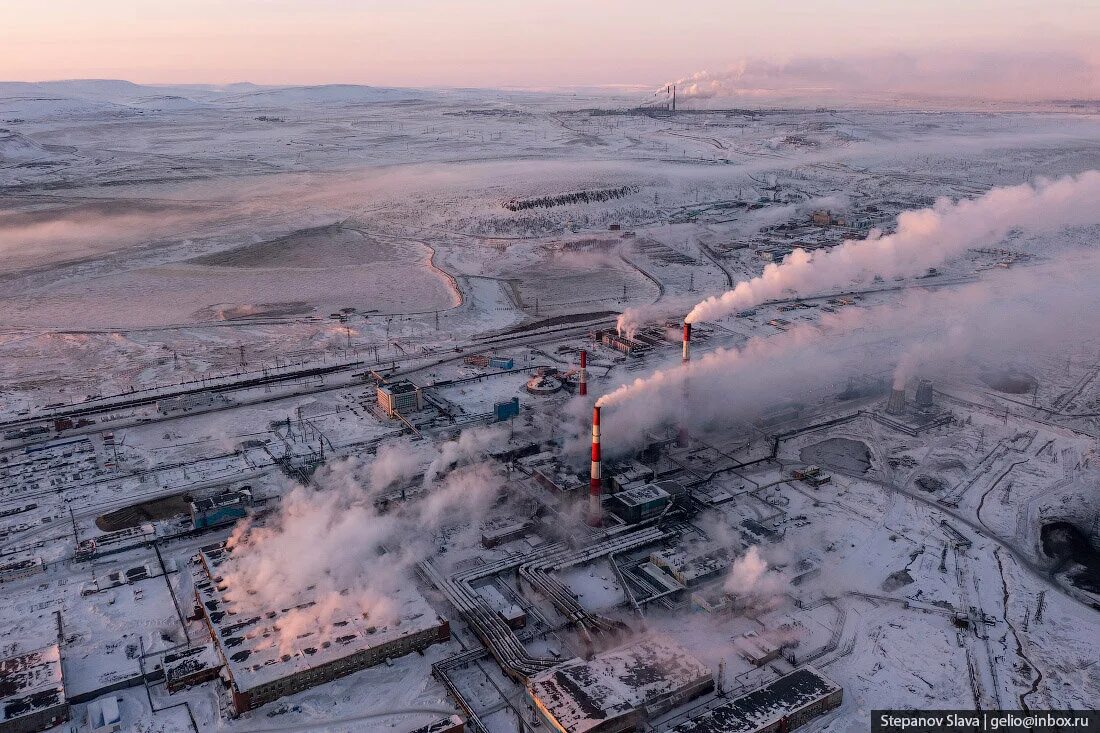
[219, 426, 508, 651]
[685, 171, 1100, 324]
[593, 254, 1100, 449]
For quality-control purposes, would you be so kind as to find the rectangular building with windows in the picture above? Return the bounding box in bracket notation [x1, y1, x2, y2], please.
[377, 381, 423, 417]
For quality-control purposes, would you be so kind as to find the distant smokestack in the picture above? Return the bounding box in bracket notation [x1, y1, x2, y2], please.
[886, 387, 907, 415]
[579, 350, 588, 397]
[588, 406, 602, 526]
[682, 322, 692, 363]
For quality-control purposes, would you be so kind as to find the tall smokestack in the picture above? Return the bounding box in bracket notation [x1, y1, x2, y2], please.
[578, 350, 588, 397]
[678, 321, 691, 445]
[588, 406, 602, 526]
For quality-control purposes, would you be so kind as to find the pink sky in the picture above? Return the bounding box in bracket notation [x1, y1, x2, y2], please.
[2, 0, 1097, 96]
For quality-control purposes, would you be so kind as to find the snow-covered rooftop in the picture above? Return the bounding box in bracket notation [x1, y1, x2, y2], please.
[527, 635, 712, 733]
[193, 542, 444, 693]
[669, 666, 841, 733]
[0, 644, 65, 724]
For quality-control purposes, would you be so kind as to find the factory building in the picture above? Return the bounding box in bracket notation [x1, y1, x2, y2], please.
[0, 645, 68, 733]
[606, 459, 654, 494]
[493, 397, 520, 422]
[189, 488, 252, 530]
[733, 633, 783, 666]
[163, 644, 222, 693]
[0, 558, 44, 584]
[650, 546, 730, 587]
[377, 381, 423, 417]
[669, 666, 842, 733]
[526, 636, 713, 733]
[592, 330, 650, 357]
[609, 483, 671, 524]
[192, 542, 449, 715]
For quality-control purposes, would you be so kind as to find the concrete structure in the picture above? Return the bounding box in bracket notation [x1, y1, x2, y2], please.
[526, 374, 563, 395]
[669, 666, 842, 733]
[0, 558, 44, 584]
[682, 322, 692, 363]
[493, 397, 520, 422]
[595, 331, 649, 357]
[86, 697, 121, 733]
[164, 644, 222, 693]
[588, 406, 603, 526]
[886, 387, 906, 415]
[189, 488, 252, 530]
[481, 520, 533, 548]
[0, 645, 68, 733]
[734, 633, 782, 666]
[610, 483, 671, 524]
[651, 546, 730, 587]
[192, 542, 449, 715]
[377, 381, 423, 417]
[915, 378, 934, 407]
[607, 459, 654, 494]
[526, 636, 713, 733]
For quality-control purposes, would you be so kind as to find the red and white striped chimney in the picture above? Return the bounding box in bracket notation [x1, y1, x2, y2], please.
[678, 321, 691, 446]
[587, 405, 602, 526]
[578, 350, 588, 396]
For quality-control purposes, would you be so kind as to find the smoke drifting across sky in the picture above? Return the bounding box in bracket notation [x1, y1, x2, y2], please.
[670, 51, 1100, 102]
[596, 253, 1100, 448]
[684, 171, 1100, 324]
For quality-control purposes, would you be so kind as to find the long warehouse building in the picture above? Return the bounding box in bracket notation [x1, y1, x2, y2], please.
[192, 542, 450, 715]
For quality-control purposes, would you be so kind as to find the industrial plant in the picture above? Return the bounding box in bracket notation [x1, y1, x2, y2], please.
[0, 45, 1098, 733]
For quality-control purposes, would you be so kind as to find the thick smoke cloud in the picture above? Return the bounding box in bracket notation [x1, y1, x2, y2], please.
[684, 171, 1100, 324]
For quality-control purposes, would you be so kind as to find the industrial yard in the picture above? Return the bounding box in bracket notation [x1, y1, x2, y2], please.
[0, 78, 1098, 733]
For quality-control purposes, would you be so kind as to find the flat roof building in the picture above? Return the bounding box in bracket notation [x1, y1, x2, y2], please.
[669, 666, 842, 733]
[610, 483, 671, 524]
[377, 381, 423, 417]
[192, 542, 449, 715]
[0, 644, 68, 733]
[526, 636, 712, 733]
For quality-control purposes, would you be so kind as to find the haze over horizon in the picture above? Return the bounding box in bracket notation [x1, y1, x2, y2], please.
[3, 0, 1099, 100]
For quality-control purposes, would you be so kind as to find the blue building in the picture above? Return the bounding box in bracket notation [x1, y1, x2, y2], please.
[493, 397, 520, 422]
[190, 489, 252, 530]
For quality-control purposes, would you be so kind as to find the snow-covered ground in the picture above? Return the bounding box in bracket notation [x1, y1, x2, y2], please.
[1, 81, 1098, 732]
